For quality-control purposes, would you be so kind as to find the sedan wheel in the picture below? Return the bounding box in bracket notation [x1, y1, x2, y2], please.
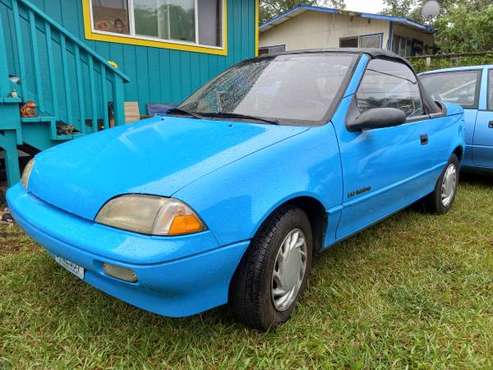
[426, 154, 459, 214]
[230, 207, 313, 330]
[441, 163, 458, 208]
[271, 228, 308, 312]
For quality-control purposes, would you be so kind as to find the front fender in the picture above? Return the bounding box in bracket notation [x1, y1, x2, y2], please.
[173, 125, 343, 247]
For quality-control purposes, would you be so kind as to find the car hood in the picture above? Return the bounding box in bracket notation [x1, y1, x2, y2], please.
[28, 116, 308, 220]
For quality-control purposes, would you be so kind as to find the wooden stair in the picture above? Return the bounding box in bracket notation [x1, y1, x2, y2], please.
[0, 0, 130, 185]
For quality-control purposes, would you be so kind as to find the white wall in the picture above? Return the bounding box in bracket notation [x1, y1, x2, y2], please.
[260, 11, 391, 51]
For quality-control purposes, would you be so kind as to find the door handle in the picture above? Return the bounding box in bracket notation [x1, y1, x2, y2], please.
[420, 134, 429, 145]
[488, 121, 493, 128]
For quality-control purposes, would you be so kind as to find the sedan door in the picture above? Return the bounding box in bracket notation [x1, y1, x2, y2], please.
[420, 69, 482, 168]
[472, 69, 493, 170]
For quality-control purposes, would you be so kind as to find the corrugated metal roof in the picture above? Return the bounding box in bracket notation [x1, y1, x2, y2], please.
[260, 4, 434, 34]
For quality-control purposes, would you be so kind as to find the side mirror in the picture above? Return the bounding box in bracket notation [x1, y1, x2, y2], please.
[347, 108, 406, 132]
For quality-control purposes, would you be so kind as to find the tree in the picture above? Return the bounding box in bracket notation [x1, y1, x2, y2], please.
[382, 0, 430, 22]
[433, 1, 493, 52]
[260, 0, 346, 24]
[383, 0, 493, 53]
[382, 0, 419, 18]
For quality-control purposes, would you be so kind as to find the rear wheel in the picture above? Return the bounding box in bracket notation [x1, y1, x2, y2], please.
[426, 154, 459, 214]
[229, 207, 313, 330]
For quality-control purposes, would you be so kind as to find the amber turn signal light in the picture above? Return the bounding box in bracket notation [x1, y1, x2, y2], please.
[168, 214, 204, 236]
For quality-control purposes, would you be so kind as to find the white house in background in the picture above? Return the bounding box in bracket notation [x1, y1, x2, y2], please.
[259, 5, 434, 57]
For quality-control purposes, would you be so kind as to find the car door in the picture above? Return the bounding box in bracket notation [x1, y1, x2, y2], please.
[420, 69, 482, 167]
[334, 58, 447, 240]
[472, 68, 493, 170]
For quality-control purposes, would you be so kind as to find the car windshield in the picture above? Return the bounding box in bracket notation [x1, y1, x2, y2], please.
[177, 53, 357, 125]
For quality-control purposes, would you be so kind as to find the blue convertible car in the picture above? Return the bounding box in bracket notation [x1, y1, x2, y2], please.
[8, 49, 464, 330]
[420, 65, 493, 172]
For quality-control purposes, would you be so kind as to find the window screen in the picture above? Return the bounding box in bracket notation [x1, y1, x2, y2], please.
[359, 34, 382, 48]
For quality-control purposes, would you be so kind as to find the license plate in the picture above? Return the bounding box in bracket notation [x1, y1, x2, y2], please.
[55, 256, 85, 280]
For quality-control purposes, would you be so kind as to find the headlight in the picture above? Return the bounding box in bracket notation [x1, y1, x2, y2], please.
[95, 195, 205, 236]
[21, 158, 35, 189]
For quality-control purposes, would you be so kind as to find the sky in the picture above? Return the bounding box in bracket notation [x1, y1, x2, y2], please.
[344, 0, 385, 14]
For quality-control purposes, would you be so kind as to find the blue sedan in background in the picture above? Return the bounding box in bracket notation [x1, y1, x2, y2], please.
[420, 66, 493, 172]
[8, 49, 465, 330]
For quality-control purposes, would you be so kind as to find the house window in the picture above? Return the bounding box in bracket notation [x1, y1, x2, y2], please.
[359, 34, 382, 48]
[392, 35, 424, 57]
[340, 34, 383, 48]
[198, 0, 223, 46]
[339, 37, 358, 48]
[258, 44, 286, 56]
[133, 0, 196, 43]
[92, 0, 130, 34]
[89, 0, 224, 49]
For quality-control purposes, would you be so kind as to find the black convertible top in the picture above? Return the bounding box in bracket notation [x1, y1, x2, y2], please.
[260, 48, 414, 70]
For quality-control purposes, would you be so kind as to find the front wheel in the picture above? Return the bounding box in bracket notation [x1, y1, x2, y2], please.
[426, 154, 459, 214]
[229, 207, 313, 331]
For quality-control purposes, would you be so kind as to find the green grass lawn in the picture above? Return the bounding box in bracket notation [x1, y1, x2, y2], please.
[1, 174, 492, 369]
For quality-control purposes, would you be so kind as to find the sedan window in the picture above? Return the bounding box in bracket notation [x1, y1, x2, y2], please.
[420, 70, 481, 109]
[356, 59, 424, 118]
[178, 53, 356, 125]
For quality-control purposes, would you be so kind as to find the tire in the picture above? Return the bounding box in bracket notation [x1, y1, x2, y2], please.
[229, 207, 313, 331]
[426, 154, 460, 214]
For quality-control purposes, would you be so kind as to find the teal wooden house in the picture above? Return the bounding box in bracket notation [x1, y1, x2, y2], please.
[0, 0, 259, 185]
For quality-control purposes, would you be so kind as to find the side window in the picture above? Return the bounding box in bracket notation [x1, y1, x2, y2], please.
[489, 70, 493, 111]
[357, 59, 424, 118]
[420, 70, 481, 109]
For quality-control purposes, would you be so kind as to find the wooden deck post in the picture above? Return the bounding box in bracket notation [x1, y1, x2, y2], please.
[0, 102, 22, 186]
[0, 130, 21, 186]
[112, 76, 125, 126]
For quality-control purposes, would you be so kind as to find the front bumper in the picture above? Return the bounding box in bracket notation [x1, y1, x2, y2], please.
[7, 184, 249, 317]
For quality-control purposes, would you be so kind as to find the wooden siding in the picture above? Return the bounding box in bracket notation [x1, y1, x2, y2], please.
[3, 0, 257, 110]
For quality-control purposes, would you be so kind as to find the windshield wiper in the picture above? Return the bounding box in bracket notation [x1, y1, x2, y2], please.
[167, 107, 205, 120]
[199, 112, 279, 125]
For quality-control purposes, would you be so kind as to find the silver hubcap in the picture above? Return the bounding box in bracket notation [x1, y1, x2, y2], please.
[271, 228, 308, 312]
[441, 163, 457, 207]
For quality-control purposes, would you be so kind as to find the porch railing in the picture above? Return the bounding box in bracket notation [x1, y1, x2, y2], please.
[0, 0, 130, 135]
